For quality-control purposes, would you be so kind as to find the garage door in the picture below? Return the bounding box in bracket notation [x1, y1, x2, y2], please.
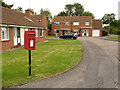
[92, 30, 100, 37]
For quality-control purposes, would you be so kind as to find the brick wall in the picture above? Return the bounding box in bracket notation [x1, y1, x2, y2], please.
[89, 30, 92, 37]
[100, 30, 102, 37]
[41, 15, 48, 28]
[36, 29, 46, 43]
[0, 27, 14, 51]
[52, 22, 92, 35]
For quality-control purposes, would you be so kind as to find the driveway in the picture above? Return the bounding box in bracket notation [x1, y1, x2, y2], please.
[16, 37, 118, 88]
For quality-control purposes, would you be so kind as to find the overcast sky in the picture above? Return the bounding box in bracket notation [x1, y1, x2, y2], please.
[3, 0, 119, 19]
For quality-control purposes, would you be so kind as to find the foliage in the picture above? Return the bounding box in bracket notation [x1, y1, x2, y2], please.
[29, 9, 35, 15]
[57, 11, 68, 16]
[83, 11, 95, 19]
[102, 13, 116, 35]
[13, 6, 23, 12]
[40, 8, 52, 30]
[65, 4, 74, 16]
[2, 39, 82, 87]
[73, 3, 84, 16]
[57, 2, 94, 18]
[0, 1, 13, 9]
[103, 26, 119, 35]
[102, 13, 115, 25]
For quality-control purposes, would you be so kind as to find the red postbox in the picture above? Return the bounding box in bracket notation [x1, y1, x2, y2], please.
[24, 31, 36, 50]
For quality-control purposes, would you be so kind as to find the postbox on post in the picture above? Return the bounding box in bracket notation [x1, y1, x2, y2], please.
[24, 30, 36, 77]
[24, 31, 36, 50]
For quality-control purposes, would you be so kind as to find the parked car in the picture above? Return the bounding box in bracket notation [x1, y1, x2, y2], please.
[60, 33, 78, 40]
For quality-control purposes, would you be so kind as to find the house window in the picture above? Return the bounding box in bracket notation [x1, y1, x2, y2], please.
[85, 22, 89, 25]
[35, 29, 38, 37]
[65, 22, 69, 25]
[54, 22, 60, 25]
[54, 30, 59, 33]
[40, 29, 44, 37]
[73, 30, 78, 32]
[73, 22, 79, 25]
[1, 27, 9, 41]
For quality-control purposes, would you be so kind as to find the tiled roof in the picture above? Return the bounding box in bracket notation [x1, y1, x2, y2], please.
[92, 19, 102, 29]
[52, 16, 92, 23]
[0, 6, 45, 27]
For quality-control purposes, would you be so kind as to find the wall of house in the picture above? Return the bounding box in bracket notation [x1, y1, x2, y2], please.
[100, 30, 102, 36]
[89, 30, 92, 37]
[36, 29, 46, 43]
[0, 27, 14, 51]
[41, 15, 48, 28]
[52, 22, 92, 35]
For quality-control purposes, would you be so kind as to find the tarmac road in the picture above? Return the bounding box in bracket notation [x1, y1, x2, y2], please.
[16, 37, 118, 88]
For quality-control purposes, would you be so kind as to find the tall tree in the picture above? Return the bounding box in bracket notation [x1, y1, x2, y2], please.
[102, 13, 116, 36]
[65, 4, 74, 16]
[0, 1, 13, 9]
[57, 2, 94, 18]
[73, 3, 84, 16]
[57, 11, 68, 16]
[83, 11, 95, 19]
[40, 8, 52, 30]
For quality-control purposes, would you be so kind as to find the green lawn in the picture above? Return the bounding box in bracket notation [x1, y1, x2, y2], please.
[109, 37, 120, 40]
[2, 39, 82, 87]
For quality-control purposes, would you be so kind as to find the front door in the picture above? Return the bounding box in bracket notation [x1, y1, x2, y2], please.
[14, 28, 17, 45]
[14, 27, 21, 46]
[62, 30, 65, 35]
[82, 30, 89, 36]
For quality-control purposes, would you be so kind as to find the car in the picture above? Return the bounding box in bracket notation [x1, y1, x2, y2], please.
[59, 33, 78, 40]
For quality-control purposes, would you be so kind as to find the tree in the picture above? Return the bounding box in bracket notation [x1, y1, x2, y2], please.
[40, 8, 52, 21]
[110, 20, 118, 27]
[29, 9, 35, 15]
[14, 6, 23, 12]
[83, 11, 95, 19]
[57, 11, 68, 16]
[73, 3, 84, 16]
[40, 8, 52, 30]
[0, 1, 14, 9]
[65, 4, 74, 16]
[102, 13, 116, 36]
[57, 2, 94, 18]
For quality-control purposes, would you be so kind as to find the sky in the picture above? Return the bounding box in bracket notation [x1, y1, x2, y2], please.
[3, 0, 119, 19]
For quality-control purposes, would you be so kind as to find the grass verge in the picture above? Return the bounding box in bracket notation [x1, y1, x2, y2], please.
[2, 39, 82, 87]
[109, 37, 120, 40]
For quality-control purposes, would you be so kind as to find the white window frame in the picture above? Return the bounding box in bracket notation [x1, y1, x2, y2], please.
[73, 22, 79, 25]
[40, 29, 44, 37]
[35, 29, 38, 37]
[65, 22, 69, 25]
[54, 22, 60, 25]
[1, 27, 9, 41]
[85, 22, 89, 25]
[42, 30, 44, 36]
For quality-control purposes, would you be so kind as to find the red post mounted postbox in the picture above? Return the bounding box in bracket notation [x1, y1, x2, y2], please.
[24, 31, 36, 50]
[24, 30, 36, 77]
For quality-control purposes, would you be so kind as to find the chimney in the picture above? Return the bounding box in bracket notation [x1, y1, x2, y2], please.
[35, 12, 37, 15]
[25, 9, 31, 19]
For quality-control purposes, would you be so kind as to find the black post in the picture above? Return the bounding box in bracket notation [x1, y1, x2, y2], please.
[29, 50, 31, 77]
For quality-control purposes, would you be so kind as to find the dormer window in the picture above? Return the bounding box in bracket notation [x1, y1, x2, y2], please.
[85, 22, 89, 25]
[54, 22, 60, 25]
